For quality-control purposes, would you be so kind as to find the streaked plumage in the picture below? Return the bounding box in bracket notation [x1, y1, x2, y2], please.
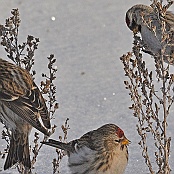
[42, 124, 130, 174]
[0, 58, 51, 170]
[125, 4, 174, 64]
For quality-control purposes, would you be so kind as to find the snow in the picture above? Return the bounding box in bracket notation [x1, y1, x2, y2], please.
[0, 0, 174, 173]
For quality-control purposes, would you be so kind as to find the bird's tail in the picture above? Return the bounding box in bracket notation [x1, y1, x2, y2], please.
[42, 139, 74, 152]
[4, 131, 31, 170]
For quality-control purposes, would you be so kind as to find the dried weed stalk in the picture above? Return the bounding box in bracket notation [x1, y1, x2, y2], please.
[30, 55, 58, 170]
[121, 1, 174, 174]
[52, 118, 70, 174]
[0, 9, 68, 173]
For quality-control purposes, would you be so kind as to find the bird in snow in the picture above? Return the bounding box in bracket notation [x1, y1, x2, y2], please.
[42, 123, 130, 174]
[0, 58, 51, 171]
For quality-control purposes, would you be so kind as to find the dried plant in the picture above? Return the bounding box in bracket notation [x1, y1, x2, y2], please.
[30, 54, 59, 169]
[52, 118, 70, 174]
[0, 9, 39, 75]
[0, 8, 68, 174]
[121, 1, 174, 173]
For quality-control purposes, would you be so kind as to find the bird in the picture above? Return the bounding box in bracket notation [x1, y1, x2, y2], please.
[42, 124, 130, 174]
[0, 58, 51, 170]
[125, 4, 174, 64]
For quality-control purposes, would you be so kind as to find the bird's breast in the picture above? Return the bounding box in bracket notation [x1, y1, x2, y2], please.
[68, 145, 128, 174]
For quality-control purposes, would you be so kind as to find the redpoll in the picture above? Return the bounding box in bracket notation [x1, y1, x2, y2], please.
[0, 58, 51, 170]
[42, 124, 130, 174]
[126, 4, 174, 64]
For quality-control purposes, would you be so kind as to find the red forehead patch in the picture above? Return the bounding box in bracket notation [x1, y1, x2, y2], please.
[117, 128, 124, 138]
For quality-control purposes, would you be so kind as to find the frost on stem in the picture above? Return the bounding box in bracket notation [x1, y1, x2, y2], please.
[121, 1, 174, 174]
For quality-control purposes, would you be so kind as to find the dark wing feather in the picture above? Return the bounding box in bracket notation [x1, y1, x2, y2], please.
[0, 58, 50, 134]
[3, 99, 50, 136]
[0, 87, 50, 135]
[25, 83, 51, 129]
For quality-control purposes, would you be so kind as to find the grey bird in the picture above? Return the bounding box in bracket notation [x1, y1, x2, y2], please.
[42, 124, 130, 174]
[0, 58, 51, 170]
[125, 4, 174, 64]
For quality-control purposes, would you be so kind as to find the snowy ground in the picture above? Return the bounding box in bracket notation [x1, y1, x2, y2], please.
[0, 0, 174, 174]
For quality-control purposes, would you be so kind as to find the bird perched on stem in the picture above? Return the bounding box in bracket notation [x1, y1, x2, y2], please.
[0, 58, 51, 171]
[42, 124, 130, 174]
[125, 3, 174, 65]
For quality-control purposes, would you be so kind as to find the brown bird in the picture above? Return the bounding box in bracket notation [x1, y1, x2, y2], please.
[0, 58, 51, 170]
[125, 4, 174, 64]
[42, 124, 130, 174]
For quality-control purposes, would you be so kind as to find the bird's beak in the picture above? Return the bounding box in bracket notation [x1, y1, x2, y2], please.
[121, 137, 131, 146]
[132, 26, 139, 34]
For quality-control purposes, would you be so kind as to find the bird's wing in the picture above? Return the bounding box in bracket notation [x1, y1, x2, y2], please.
[0, 58, 51, 135]
[0, 88, 50, 135]
[77, 131, 99, 151]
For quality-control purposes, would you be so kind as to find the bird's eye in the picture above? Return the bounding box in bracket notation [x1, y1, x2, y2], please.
[115, 139, 120, 143]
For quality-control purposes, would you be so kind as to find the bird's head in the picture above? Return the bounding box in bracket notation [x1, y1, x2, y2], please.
[125, 4, 153, 34]
[98, 124, 130, 151]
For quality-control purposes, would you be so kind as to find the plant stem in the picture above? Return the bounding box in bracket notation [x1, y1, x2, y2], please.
[161, 55, 170, 174]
